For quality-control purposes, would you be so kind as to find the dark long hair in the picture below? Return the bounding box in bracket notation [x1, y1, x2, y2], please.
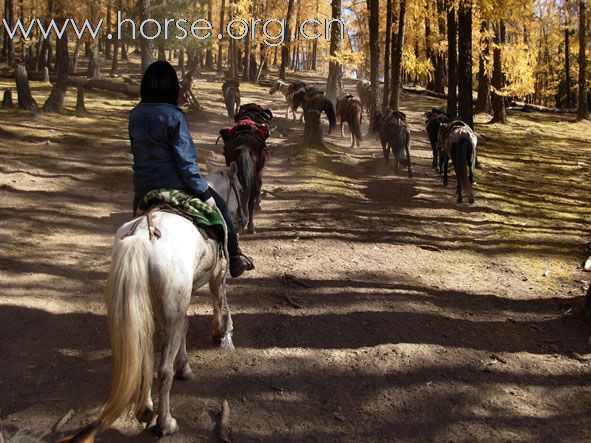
[140, 61, 180, 106]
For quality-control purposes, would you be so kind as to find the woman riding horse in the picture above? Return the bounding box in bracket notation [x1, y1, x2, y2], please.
[130, 61, 254, 277]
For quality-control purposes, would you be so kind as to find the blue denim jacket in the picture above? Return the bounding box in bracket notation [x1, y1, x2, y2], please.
[129, 102, 210, 199]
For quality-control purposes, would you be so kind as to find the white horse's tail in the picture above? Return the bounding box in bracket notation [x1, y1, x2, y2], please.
[99, 235, 154, 431]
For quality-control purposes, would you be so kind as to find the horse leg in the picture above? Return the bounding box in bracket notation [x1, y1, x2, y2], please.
[157, 311, 186, 436]
[340, 120, 344, 137]
[382, 140, 390, 165]
[247, 189, 257, 235]
[452, 157, 463, 203]
[174, 315, 194, 381]
[468, 151, 475, 204]
[209, 272, 225, 342]
[406, 143, 413, 178]
[350, 129, 355, 149]
[136, 387, 154, 426]
[443, 155, 449, 187]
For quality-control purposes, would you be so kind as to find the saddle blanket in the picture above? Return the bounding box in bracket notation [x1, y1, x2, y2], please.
[220, 118, 270, 143]
[137, 189, 225, 239]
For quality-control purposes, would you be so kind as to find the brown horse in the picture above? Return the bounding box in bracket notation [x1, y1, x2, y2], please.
[374, 109, 413, 178]
[293, 86, 337, 132]
[336, 95, 363, 148]
[221, 105, 272, 234]
[438, 120, 477, 204]
[222, 80, 241, 121]
[356, 80, 372, 117]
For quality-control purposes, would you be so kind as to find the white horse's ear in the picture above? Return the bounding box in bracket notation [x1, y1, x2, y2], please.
[229, 162, 238, 177]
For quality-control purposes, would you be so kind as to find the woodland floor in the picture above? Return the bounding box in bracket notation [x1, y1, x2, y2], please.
[1, 66, 591, 442]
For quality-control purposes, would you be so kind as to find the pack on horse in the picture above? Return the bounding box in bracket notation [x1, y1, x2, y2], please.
[219, 103, 273, 234]
[292, 86, 337, 132]
[373, 108, 413, 177]
[222, 79, 241, 121]
[336, 94, 363, 148]
[438, 119, 477, 204]
[425, 107, 450, 172]
[356, 80, 372, 117]
[269, 79, 307, 120]
[59, 164, 244, 442]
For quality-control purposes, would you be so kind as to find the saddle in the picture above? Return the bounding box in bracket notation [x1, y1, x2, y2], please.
[220, 118, 270, 144]
[135, 189, 226, 243]
[382, 107, 407, 123]
[234, 103, 273, 124]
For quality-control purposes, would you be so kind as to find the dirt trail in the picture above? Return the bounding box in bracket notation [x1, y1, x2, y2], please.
[1, 75, 590, 442]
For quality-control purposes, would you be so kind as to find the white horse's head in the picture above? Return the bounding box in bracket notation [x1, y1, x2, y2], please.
[206, 161, 247, 232]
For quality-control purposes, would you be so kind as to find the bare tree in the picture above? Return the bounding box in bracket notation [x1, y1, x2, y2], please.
[139, 0, 153, 74]
[457, 0, 473, 128]
[447, 0, 458, 116]
[367, 0, 380, 117]
[382, 0, 393, 109]
[326, 0, 344, 102]
[577, 0, 588, 120]
[390, 0, 407, 109]
[490, 20, 507, 123]
[279, 0, 296, 80]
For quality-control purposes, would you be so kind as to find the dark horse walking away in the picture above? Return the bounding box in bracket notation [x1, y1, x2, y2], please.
[374, 108, 412, 178]
[220, 104, 273, 234]
[293, 86, 337, 132]
[425, 107, 450, 171]
[222, 80, 241, 120]
[438, 120, 477, 204]
[336, 94, 363, 148]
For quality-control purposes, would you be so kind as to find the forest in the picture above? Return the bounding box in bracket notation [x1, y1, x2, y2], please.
[0, 0, 590, 441]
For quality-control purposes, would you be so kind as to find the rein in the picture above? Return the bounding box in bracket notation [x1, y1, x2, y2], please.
[226, 178, 245, 228]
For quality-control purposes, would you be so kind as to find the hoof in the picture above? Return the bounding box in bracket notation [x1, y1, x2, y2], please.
[137, 407, 154, 426]
[212, 332, 224, 344]
[408, 171, 413, 178]
[156, 417, 179, 437]
[457, 197, 463, 203]
[469, 197, 475, 204]
[247, 226, 256, 235]
[443, 181, 448, 187]
[175, 366, 195, 381]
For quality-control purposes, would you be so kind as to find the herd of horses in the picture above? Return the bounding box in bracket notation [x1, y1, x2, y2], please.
[60, 76, 479, 442]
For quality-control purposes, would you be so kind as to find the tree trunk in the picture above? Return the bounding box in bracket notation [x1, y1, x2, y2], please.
[76, 87, 86, 113]
[139, 0, 153, 74]
[433, 0, 446, 93]
[2, 0, 15, 64]
[367, 0, 380, 118]
[565, 1, 573, 109]
[111, 37, 119, 75]
[2, 89, 14, 107]
[71, 40, 81, 74]
[87, 0, 101, 79]
[326, 0, 344, 102]
[457, 0, 473, 128]
[475, 20, 492, 114]
[43, 17, 69, 113]
[279, 0, 296, 80]
[577, 0, 588, 120]
[205, 0, 214, 68]
[491, 20, 506, 123]
[382, 0, 393, 109]
[390, 0, 406, 109]
[217, 0, 226, 75]
[105, 1, 112, 60]
[15, 64, 38, 112]
[447, 0, 457, 116]
[302, 109, 327, 149]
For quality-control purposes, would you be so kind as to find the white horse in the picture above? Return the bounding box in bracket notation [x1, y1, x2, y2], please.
[61, 163, 244, 442]
[269, 79, 306, 120]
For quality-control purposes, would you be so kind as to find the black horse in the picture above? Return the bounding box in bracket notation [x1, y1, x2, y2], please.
[425, 108, 450, 172]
